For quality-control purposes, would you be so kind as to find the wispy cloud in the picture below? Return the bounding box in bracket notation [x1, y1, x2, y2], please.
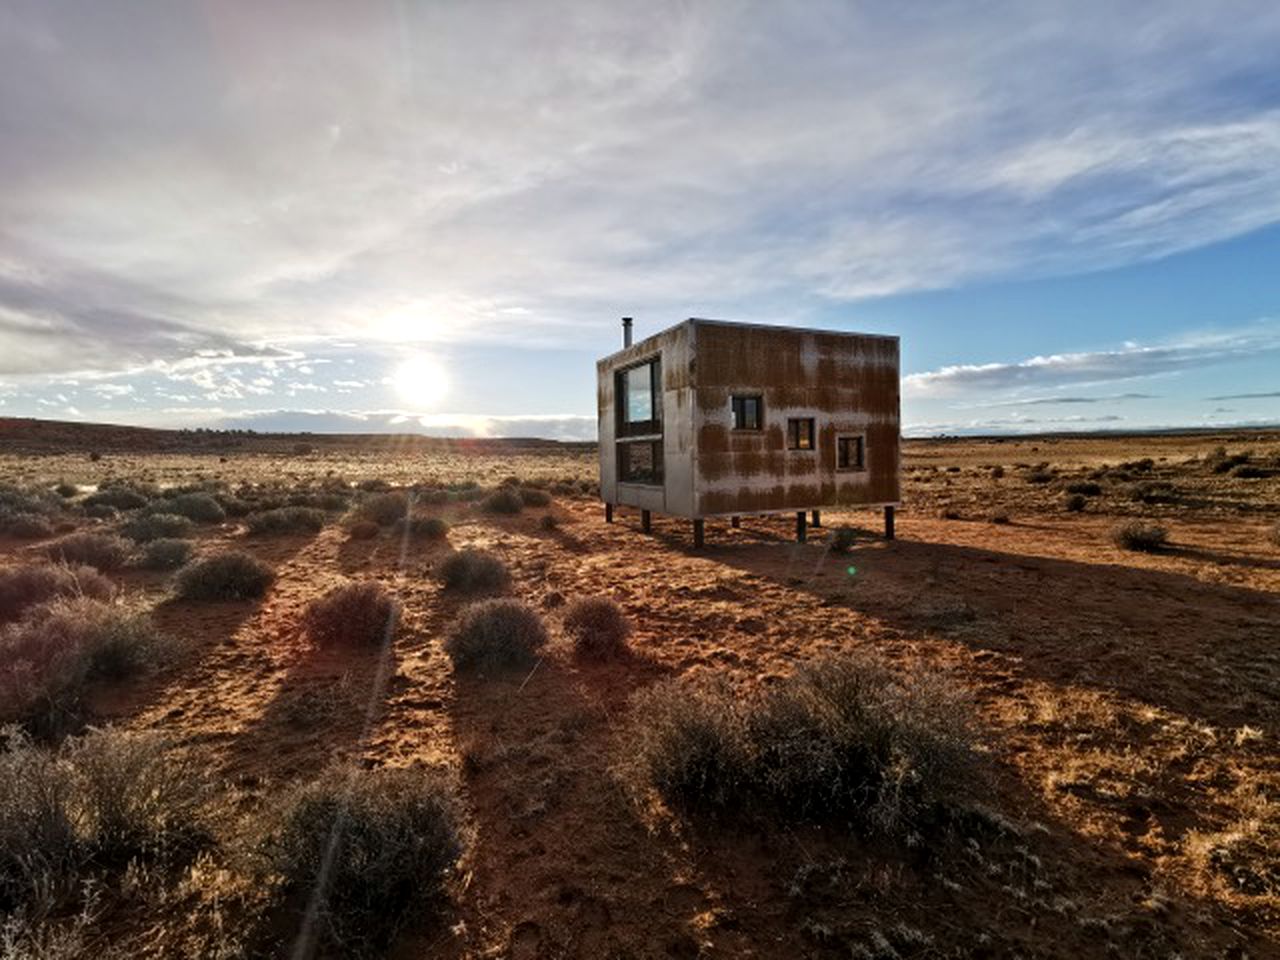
[1205, 390, 1280, 400]
[905, 323, 1280, 397]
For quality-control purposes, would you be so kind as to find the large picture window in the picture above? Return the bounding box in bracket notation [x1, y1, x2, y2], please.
[618, 440, 663, 484]
[616, 357, 662, 437]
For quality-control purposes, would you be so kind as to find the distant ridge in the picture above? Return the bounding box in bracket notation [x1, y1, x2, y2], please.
[0, 417, 595, 455]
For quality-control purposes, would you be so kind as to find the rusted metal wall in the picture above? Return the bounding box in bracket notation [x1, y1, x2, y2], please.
[597, 323, 695, 514]
[690, 319, 900, 516]
[598, 318, 900, 519]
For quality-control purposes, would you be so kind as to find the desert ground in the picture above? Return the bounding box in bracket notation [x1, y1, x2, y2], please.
[1, 422, 1278, 958]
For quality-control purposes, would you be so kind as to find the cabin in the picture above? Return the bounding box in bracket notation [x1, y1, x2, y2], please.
[597, 317, 901, 546]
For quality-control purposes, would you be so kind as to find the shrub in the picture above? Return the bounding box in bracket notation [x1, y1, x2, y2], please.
[616, 677, 748, 811]
[84, 503, 118, 521]
[2, 513, 54, 539]
[1111, 521, 1168, 552]
[0, 727, 204, 913]
[989, 465, 1004, 479]
[83, 487, 148, 511]
[437, 549, 509, 594]
[0, 598, 175, 729]
[1270, 522, 1280, 548]
[1231, 464, 1269, 479]
[988, 512, 1011, 525]
[121, 512, 194, 543]
[393, 516, 449, 540]
[348, 519, 380, 541]
[0, 564, 114, 624]
[152, 493, 225, 524]
[1065, 481, 1102, 496]
[43, 532, 129, 571]
[481, 488, 523, 515]
[617, 654, 977, 834]
[175, 551, 275, 601]
[302, 581, 399, 648]
[830, 526, 858, 554]
[1064, 494, 1087, 513]
[517, 487, 551, 508]
[1130, 481, 1177, 504]
[539, 514, 559, 531]
[54, 482, 79, 499]
[444, 599, 547, 672]
[354, 492, 410, 527]
[562, 596, 631, 658]
[245, 506, 326, 535]
[136, 538, 193, 571]
[266, 764, 468, 953]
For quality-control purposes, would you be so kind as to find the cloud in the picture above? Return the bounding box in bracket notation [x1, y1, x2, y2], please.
[1205, 390, 1280, 400]
[905, 323, 1280, 397]
[3, 1, 1280, 382]
[966, 392, 1158, 407]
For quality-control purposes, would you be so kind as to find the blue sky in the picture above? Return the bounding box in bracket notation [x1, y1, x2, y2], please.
[1, 0, 1278, 438]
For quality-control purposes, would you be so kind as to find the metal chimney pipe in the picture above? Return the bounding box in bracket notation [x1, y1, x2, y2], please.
[622, 317, 633, 348]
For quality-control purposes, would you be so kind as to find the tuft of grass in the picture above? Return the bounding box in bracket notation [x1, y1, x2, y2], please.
[302, 581, 399, 648]
[1024, 467, 1054, 484]
[265, 764, 468, 954]
[43, 532, 129, 571]
[444, 599, 547, 673]
[135, 538, 193, 571]
[517, 488, 551, 508]
[0, 727, 205, 915]
[353, 492, 410, 527]
[437, 549, 509, 594]
[245, 506, 326, 535]
[1065, 481, 1102, 496]
[616, 653, 978, 836]
[481, 488, 523, 515]
[1, 513, 54, 539]
[0, 564, 114, 625]
[174, 551, 275, 601]
[1111, 520, 1168, 552]
[150, 493, 225, 524]
[120, 512, 194, 543]
[538, 513, 559, 531]
[83, 487, 149, 511]
[988, 512, 1010, 525]
[54, 482, 79, 499]
[1064, 493, 1087, 513]
[562, 596, 632, 659]
[392, 516, 450, 541]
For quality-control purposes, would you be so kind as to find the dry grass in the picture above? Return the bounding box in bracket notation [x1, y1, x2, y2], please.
[0, 597, 177, 731]
[134, 538, 193, 571]
[444, 599, 548, 673]
[43, 533, 129, 572]
[0, 565, 114, 624]
[1111, 520, 1169, 552]
[120, 513, 194, 543]
[562, 596, 631, 658]
[174, 551, 275, 601]
[264, 764, 469, 955]
[437, 549, 509, 594]
[244, 506, 326, 535]
[301, 581, 399, 648]
[617, 653, 978, 835]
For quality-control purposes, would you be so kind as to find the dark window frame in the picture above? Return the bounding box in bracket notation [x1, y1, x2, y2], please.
[836, 434, 866, 471]
[617, 439, 664, 485]
[787, 417, 816, 451]
[731, 394, 764, 431]
[615, 356, 663, 438]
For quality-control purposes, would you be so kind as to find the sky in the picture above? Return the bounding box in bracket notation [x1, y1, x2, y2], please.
[1, 0, 1279, 439]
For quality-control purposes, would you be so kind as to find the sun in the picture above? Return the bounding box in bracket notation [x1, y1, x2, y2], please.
[390, 353, 449, 410]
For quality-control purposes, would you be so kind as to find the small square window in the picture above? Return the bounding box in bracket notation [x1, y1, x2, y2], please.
[732, 395, 763, 430]
[837, 435, 865, 470]
[787, 418, 815, 450]
[618, 440, 663, 485]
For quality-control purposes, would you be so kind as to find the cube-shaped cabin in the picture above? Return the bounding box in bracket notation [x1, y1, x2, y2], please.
[597, 318, 901, 545]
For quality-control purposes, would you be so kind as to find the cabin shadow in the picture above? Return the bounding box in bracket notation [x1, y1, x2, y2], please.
[707, 535, 1280, 737]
